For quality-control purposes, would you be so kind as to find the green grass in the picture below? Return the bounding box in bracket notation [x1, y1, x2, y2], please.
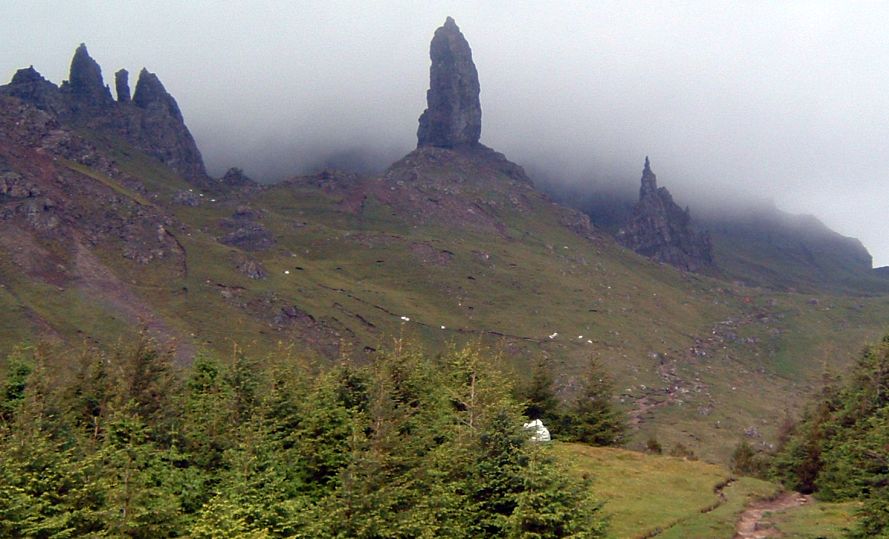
[657, 477, 778, 539]
[553, 443, 779, 539]
[768, 500, 860, 538]
[554, 442, 857, 538]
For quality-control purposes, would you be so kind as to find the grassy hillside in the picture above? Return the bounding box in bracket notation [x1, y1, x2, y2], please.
[703, 206, 889, 295]
[3, 122, 889, 462]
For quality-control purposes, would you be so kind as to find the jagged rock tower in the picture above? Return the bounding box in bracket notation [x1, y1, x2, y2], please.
[618, 157, 714, 272]
[417, 17, 482, 148]
[61, 43, 114, 108]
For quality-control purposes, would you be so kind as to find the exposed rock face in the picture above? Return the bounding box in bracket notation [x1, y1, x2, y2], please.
[417, 17, 482, 148]
[173, 190, 201, 206]
[128, 68, 207, 181]
[0, 45, 208, 185]
[618, 158, 713, 272]
[236, 258, 267, 280]
[220, 167, 258, 193]
[1, 66, 67, 116]
[115, 69, 130, 103]
[219, 204, 275, 251]
[61, 44, 113, 108]
[133, 69, 181, 119]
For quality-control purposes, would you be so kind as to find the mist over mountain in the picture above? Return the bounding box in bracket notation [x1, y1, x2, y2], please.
[3, 13, 889, 535]
[3, 2, 889, 266]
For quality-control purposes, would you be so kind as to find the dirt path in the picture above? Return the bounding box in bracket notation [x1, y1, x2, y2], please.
[733, 491, 810, 538]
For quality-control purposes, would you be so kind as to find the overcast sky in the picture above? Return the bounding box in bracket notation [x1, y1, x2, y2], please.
[3, 1, 889, 265]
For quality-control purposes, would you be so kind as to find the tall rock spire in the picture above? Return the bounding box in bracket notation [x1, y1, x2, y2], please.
[115, 69, 130, 103]
[640, 155, 657, 197]
[417, 17, 482, 148]
[64, 43, 113, 106]
[617, 157, 714, 272]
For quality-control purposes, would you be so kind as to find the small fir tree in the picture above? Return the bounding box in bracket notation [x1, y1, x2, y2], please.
[565, 356, 626, 446]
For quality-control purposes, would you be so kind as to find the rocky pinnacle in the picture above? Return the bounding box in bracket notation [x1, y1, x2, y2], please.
[417, 17, 482, 148]
[133, 68, 183, 121]
[64, 43, 113, 106]
[640, 155, 657, 197]
[618, 157, 714, 272]
[115, 69, 130, 103]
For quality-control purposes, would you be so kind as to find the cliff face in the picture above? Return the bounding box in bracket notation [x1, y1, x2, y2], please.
[124, 68, 207, 182]
[618, 158, 713, 272]
[417, 17, 482, 148]
[0, 44, 207, 184]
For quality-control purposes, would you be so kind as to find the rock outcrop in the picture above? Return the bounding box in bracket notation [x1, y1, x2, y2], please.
[0, 44, 208, 184]
[2, 66, 67, 116]
[417, 17, 482, 148]
[220, 167, 258, 192]
[127, 68, 207, 181]
[618, 157, 713, 272]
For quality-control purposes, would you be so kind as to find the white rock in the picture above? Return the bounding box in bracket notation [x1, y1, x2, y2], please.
[523, 419, 551, 442]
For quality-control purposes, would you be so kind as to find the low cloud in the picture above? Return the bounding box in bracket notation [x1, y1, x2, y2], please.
[3, 2, 888, 264]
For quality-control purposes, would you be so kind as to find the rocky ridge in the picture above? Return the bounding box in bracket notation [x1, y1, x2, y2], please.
[617, 157, 713, 272]
[0, 44, 207, 184]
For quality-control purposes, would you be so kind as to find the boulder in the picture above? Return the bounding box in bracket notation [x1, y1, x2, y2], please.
[173, 190, 201, 206]
[236, 258, 267, 280]
[220, 167, 258, 191]
[220, 222, 274, 251]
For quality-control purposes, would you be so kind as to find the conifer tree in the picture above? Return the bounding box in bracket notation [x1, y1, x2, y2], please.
[523, 356, 560, 423]
[565, 356, 626, 446]
[66, 347, 114, 442]
[180, 354, 234, 471]
[96, 406, 183, 538]
[1, 347, 33, 423]
[509, 446, 607, 538]
[0, 359, 105, 536]
[111, 334, 180, 442]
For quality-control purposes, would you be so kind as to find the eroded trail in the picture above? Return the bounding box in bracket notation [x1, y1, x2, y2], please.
[733, 491, 810, 538]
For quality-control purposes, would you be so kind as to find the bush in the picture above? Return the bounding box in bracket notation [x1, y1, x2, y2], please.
[645, 436, 663, 455]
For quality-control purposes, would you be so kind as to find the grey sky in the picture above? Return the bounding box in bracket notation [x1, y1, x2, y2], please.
[3, 1, 889, 265]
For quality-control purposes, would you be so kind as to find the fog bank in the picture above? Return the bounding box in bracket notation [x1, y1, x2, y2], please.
[3, 1, 889, 264]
